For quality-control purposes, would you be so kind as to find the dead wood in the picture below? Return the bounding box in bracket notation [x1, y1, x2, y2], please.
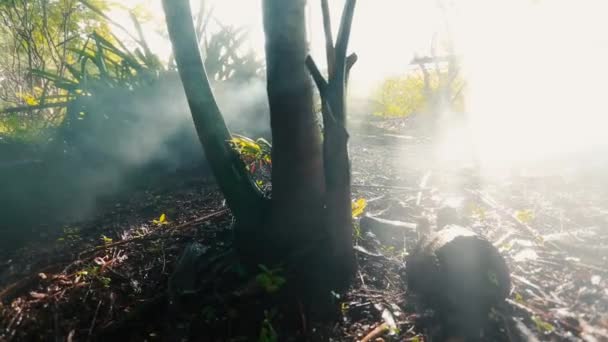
[406, 226, 511, 336]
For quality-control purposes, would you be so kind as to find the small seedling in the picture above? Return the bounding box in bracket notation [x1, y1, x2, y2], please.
[100, 235, 113, 244]
[256, 265, 286, 294]
[99, 276, 111, 288]
[532, 315, 554, 334]
[258, 310, 278, 342]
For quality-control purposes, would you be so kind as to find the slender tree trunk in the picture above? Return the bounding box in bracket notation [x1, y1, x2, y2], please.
[162, 0, 266, 228]
[263, 0, 326, 256]
[307, 0, 359, 288]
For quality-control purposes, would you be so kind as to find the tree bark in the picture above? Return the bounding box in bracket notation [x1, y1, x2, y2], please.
[306, 0, 358, 288]
[162, 0, 266, 228]
[262, 0, 326, 257]
[163, 0, 357, 293]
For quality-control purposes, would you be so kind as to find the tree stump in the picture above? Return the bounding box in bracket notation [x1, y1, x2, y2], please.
[406, 225, 511, 337]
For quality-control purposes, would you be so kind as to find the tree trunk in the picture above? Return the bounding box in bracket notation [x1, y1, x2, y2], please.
[163, 0, 357, 294]
[306, 0, 359, 288]
[262, 0, 326, 257]
[162, 0, 266, 231]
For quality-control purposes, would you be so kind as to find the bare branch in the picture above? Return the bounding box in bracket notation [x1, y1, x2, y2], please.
[334, 0, 357, 82]
[305, 55, 328, 96]
[345, 52, 357, 83]
[320, 0, 335, 77]
[346, 53, 358, 71]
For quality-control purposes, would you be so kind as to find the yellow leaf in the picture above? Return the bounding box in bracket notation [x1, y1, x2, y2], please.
[101, 235, 113, 244]
[17, 92, 39, 106]
[153, 213, 168, 225]
[469, 203, 486, 219]
[229, 135, 261, 153]
[515, 209, 535, 223]
[351, 198, 367, 218]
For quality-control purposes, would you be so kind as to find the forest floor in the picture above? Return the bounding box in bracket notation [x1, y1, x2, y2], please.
[1, 116, 608, 341]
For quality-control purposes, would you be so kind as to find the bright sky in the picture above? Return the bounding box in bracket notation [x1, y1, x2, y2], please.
[111, 0, 608, 167]
[111, 0, 443, 92]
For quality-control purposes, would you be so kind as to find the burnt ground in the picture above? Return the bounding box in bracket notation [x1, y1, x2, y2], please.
[1, 117, 608, 341]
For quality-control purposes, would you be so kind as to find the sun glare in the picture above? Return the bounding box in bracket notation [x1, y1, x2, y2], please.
[113, 0, 608, 170]
[451, 0, 608, 168]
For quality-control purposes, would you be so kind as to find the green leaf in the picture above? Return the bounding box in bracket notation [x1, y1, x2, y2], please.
[532, 316, 554, 333]
[30, 69, 77, 87]
[65, 64, 83, 81]
[93, 35, 109, 77]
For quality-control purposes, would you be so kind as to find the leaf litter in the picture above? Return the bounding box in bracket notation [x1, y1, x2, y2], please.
[0, 117, 607, 340]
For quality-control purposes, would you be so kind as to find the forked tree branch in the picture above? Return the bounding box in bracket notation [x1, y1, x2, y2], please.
[306, 0, 358, 284]
[333, 0, 357, 86]
[305, 55, 348, 137]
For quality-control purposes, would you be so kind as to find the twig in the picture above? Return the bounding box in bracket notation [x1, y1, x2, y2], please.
[511, 274, 565, 306]
[467, 189, 561, 250]
[360, 323, 388, 342]
[87, 299, 102, 342]
[416, 171, 432, 206]
[0, 264, 64, 303]
[79, 209, 229, 257]
[352, 184, 414, 191]
[161, 241, 167, 275]
[358, 270, 366, 288]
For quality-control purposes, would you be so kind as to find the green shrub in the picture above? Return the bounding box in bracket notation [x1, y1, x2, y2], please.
[373, 73, 427, 117]
[373, 68, 466, 118]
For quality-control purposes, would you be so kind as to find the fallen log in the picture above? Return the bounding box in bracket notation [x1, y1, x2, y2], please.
[406, 225, 511, 337]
